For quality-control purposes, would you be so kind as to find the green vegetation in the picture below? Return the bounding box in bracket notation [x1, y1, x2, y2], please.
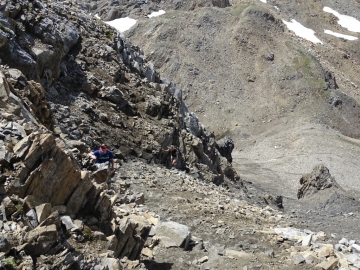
[95, 18, 105, 26]
[5, 257, 17, 268]
[104, 29, 113, 40]
[305, 78, 326, 90]
[15, 204, 24, 215]
[0, 23, 12, 34]
[292, 52, 319, 78]
[82, 226, 94, 241]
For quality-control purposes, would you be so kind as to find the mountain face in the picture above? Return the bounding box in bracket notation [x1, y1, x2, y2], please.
[0, 0, 360, 269]
[106, 0, 360, 197]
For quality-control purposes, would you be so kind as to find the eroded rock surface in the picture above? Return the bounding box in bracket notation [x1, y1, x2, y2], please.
[298, 164, 342, 199]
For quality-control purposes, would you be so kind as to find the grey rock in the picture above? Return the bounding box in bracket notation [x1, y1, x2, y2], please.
[99, 258, 121, 270]
[149, 220, 191, 249]
[212, 0, 231, 8]
[35, 203, 52, 223]
[25, 209, 39, 228]
[339, 238, 348, 246]
[352, 243, 360, 253]
[291, 254, 305, 265]
[0, 233, 11, 254]
[60, 216, 80, 231]
[347, 254, 360, 264]
[24, 224, 58, 256]
[335, 244, 347, 251]
[297, 164, 341, 199]
[216, 136, 234, 163]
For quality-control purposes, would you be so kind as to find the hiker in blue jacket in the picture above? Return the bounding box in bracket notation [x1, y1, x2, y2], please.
[89, 144, 115, 174]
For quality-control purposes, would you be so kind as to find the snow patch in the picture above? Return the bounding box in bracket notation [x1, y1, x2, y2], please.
[259, 0, 267, 3]
[282, 19, 323, 44]
[104, 17, 137, 33]
[323, 7, 360, 33]
[324, 29, 358, 40]
[148, 10, 166, 18]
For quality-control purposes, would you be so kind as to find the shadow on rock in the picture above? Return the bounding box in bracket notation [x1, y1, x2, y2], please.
[142, 261, 173, 270]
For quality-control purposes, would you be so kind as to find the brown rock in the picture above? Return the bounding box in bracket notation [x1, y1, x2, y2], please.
[298, 164, 341, 199]
[315, 257, 339, 270]
[23, 224, 58, 256]
[35, 203, 52, 223]
[66, 171, 93, 216]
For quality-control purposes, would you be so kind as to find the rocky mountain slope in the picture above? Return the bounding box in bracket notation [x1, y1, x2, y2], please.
[0, 0, 359, 269]
[109, 0, 360, 199]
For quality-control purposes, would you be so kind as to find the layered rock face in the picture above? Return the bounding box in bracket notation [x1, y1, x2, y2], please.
[297, 164, 342, 199]
[0, 0, 242, 268]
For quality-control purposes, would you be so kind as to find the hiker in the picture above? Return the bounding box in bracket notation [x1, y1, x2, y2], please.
[88, 144, 115, 174]
[162, 145, 179, 167]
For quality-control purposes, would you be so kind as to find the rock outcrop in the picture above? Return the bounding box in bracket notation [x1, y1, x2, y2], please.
[297, 164, 342, 199]
[0, 0, 243, 268]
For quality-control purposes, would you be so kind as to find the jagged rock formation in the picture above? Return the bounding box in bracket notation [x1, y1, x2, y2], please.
[0, 0, 244, 268]
[297, 164, 342, 199]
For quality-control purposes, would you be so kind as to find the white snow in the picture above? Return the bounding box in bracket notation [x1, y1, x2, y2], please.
[274, 6, 279, 11]
[282, 19, 323, 44]
[104, 17, 137, 33]
[324, 29, 358, 40]
[323, 7, 360, 33]
[94, 14, 101, 20]
[148, 10, 165, 18]
[260, 0, 267, 3]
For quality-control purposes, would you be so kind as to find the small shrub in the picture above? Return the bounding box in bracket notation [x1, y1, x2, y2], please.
[5, 256, 17, 268]
[104, 29, 113, 40]
[15, 204, 24, 215]
[82, 226, 94, 241]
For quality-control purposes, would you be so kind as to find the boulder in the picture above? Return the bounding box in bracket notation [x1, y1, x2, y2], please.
[109, 215, 150, 260]
[9, 133, 83, 206]
[92, 167, 109, 184]
[23, 224, 58, 256]
[145, 96, 161, 117]
[95, 192, 117, 221]
[99, 258, 121, 270]
[60, 216, 80, 231]
[149, 220, 191, 249]
[212, 0, 231, 8]
[0, 233, 11, 254]
[35, 203, 52, 223]
[216, 136, 234, 163]
[66, 171, 93, 216]
[297, 164, 341, 199]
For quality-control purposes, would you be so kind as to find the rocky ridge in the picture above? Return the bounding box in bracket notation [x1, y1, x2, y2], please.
[0, 0, 359, 270]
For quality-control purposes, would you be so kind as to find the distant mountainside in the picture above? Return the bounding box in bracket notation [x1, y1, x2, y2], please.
[90, 0, 360, 197]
